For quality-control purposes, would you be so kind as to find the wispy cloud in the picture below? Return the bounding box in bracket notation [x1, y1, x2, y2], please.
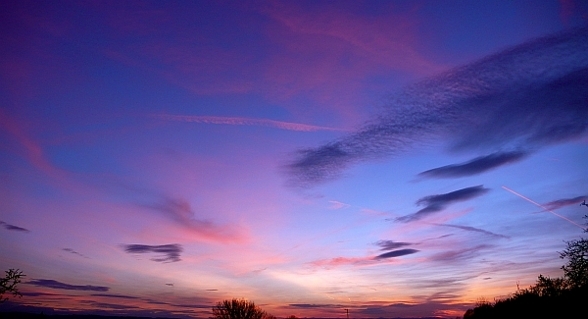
[286, 27, 588, 187]
[434, 223, 510, 239]
[328, 200, 351, 210]
[122, 243, 183, 263]
[397, 186, 489, 222]
[429, 244, 492, 263]
[310, 256, 373, 268]
[374, 248, 419, 259]
[418, 151, 528, 179]
[149, 114, 345, 132]
[27, 279, 109, 292]
[0, 221, 30, 232]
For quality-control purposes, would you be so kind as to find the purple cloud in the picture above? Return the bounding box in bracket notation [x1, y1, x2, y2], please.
[397, 186, 490, 222]
[418, 151, 528, 179]
[376, 240, 413, 250]
[541, 195, 587, 211]
[375, 248, 419, 259]
[286, 27, 588, 187]
[123, 243, 183, 263]
[0, 221, 29, 232]
[27, 279, 109, 292]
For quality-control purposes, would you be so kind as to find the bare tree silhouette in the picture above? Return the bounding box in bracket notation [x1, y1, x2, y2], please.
[0, 269, 25, 303]
[211, 298, 275, 319]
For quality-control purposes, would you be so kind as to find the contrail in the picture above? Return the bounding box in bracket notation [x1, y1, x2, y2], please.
[149, 114, 347, 132]
[502, 186, 584, 229]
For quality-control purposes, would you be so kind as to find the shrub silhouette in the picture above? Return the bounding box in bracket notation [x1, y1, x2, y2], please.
[0, 269, 25, 303]
[211, 298, 274, 319]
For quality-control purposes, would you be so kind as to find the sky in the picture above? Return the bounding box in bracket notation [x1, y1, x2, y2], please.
[1, 1, 587, 318]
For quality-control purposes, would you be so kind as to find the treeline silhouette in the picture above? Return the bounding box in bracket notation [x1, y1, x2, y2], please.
[463, 211, 588, 319]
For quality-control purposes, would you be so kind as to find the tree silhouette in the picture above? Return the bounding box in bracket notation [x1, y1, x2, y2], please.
[0, 269, 25, 303]
[560, 213, 588, 288]
[211, 298, 274, 319]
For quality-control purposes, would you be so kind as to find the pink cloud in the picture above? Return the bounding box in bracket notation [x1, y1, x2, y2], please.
[310, 256, 375, 268]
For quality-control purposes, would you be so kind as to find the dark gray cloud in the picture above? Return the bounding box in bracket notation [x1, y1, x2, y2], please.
[397, 185, 489, 222]
[27, 279, 109, 292]
[418, 151, 528, 179]
[286, 27, 588, 187]
[375, 248, 419, 259]
[0, 221, 29, 232]
[541, 195, 587, 211]
[375, 240, 412, 250]
[435, 223, 509, 239]
[123, 243, 182, 262]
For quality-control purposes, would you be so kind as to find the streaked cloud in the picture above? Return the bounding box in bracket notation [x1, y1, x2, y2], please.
[418, 151, 528, 179]
[0, 221, 29, 232]
[122, 244, 182, 263]
[27, 279, 109, 292]
[397, 186, 489, 222]
[434, 223, 510, 239]
[149, 114, 345, 132]
[286, 27, 588, 187]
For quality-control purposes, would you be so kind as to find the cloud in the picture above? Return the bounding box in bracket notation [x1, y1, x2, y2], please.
[429, 244, 492, 263]
[310, 256, 373, 268]
[375, 240, 412, 250]
[91, 293, 140, 300]
[434, 223, 510, 239]
[418, 151, 528, 179]
[328, 200, 351, 210]
[63, 248, 89, 259]
[541, 195, 587, 211]
[123, 243, 182, 262]
[397, 185, 489, 222]
[286, 27, 588, 187]
[149, 114, 345, 132]
[288, 303, 342, 309]
[375, 248, 419, 259]
[0, 221, 29, 232]
[27, 279, 109, 292]
[143, 197, 244, 243]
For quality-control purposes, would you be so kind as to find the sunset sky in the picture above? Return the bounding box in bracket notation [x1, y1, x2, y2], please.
[1, 1, 588, 318]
